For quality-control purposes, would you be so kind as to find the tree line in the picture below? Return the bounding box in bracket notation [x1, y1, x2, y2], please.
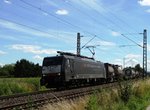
[0, 58, 143, 78]
[0, 59, 41, 77]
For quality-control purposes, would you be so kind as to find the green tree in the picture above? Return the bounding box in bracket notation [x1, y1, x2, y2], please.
[0, 64, 14, 77]
[13, 59, 41, 77]
[134, 64, 143, 74]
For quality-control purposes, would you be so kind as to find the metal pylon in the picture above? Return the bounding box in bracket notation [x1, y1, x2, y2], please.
[143, 29, 147, 76]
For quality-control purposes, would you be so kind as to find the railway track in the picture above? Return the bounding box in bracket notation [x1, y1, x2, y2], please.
[0, 79, 139, 110]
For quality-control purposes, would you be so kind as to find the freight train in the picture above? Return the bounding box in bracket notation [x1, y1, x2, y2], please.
[40, 51, 137, 89]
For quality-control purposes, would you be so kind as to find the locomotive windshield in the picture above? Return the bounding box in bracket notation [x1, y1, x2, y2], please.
[42, 56, 63, 74]
[43, 56, 63, 66]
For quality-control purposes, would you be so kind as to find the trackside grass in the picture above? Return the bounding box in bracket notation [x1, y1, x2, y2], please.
[0, 78, 47, 96]
[87, 79, 150, 110]
[42, 97, 89, 110]
[43, 78, 150, 110]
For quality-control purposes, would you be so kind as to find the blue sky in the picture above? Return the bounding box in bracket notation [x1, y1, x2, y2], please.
[0, 0, 150, 70]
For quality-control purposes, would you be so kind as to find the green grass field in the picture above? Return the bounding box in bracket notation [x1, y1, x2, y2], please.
[43, 79, 150, 110]
[86, 79, 150, 110]
[0, 78, 47, 96]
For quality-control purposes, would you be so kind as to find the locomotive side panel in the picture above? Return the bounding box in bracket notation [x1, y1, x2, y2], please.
[74, 59, 106, 79]
[64, 55, 106, 82]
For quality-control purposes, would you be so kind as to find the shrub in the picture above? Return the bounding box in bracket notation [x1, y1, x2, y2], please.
[118, 81, 132, 103]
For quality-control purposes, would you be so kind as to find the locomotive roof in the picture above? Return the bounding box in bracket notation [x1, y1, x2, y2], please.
[44, 51, 104, 63]
[57, 51, 94, 60]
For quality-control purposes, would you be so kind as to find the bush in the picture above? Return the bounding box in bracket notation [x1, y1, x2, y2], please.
[118, 81, 132, 103]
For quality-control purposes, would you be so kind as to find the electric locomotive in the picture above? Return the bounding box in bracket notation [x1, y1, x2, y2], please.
[40, 51, 107, 88]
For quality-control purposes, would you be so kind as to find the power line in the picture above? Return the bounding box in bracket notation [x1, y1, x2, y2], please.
[99, 5, 138, 32]
[18, 0, 115, 46]
[118, 45, 138, 47]
[18, 0, 143, 54]
[65, 0, 139, 39]
[2, 2, 79, 41]
[78, 0, 142, 47]
[81, 36, 96, 49]
[19, 0, 80, 30]
[121, 34, 143, 48]
[20, 1, 143, 46]
[0, 17, 60, 38]
[122, 33, 142, 35]
[79, 0, 125, 31]
[63, 0, 115, 32]
[19, 0, 104, 39]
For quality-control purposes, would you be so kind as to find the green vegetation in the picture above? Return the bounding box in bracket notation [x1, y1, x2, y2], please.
[87, 79, 150, 110]
[0, 78, 47, 96]
[0, 59, 41, 77]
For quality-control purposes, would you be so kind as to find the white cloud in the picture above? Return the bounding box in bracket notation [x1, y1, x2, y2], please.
[0, 50, 6, 55]
[4, 0, 11, 4]
[125, 58, 139, 67]
[123, 54, 142, 67]
[97, 40, 116, 46]
[111, 31, 120, 36]
[125, 54, 141, 59]
[113, 59, 123, 65]
[138, 0, 150, 6]
[0, 63, 4, 67]
[11, 44, 57, 55]
[33, 55, 43, 60]
[56, 9, 69, 15]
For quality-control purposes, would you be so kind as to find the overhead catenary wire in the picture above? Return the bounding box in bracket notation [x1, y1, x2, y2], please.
[62, 0, 141, 56]
[2, 0, 120, 56]
[79, 0, 142, 48]
[81, 35, 96, 49]
[65, 0, 140, 41]
[63, 0, 115, 32]
[0, 17, 62, 39]
[118, 44, 138, 47]
[19, 0, 143, 48]
[19, 0, 81, 30]
[7, 0, 142, 57]
[79, 0, 124, 31]
[1, 3, 81, 42]
[18, 0, 118, 47]
[19, 0, 106, 41]
[121, 34, 143, 48]
[99, 4, 138, 32]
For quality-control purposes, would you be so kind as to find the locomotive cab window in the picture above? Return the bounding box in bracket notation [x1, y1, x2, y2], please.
[66, 59, 70, 67]
[43, 57, 63, 66]
[42, 56, 63, 74]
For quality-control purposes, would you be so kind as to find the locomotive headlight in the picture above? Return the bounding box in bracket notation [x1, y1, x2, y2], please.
[58, 73, 61, 76]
